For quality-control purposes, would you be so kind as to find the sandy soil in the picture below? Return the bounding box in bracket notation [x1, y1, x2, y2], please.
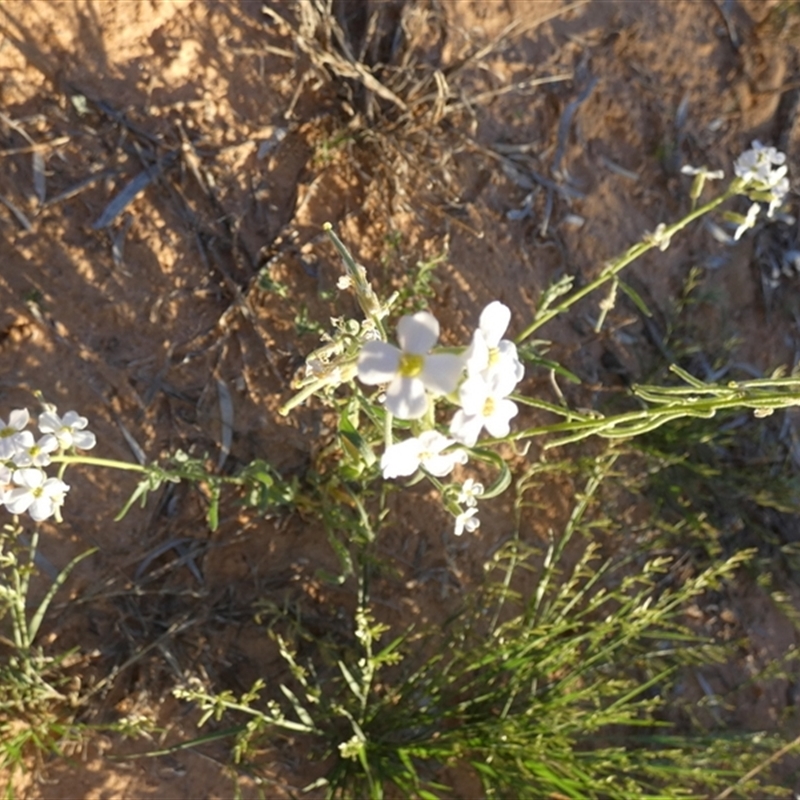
[2, 0, 800, 797]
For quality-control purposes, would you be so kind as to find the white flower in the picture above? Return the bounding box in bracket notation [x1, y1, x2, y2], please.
[457, 478, 484, 507]
[381, 430, 467, 479]
[681, 165, 726, 202]
[4, 468, 70, 522]
[0, 408, 31, 460]
[357, 311, 464, 419]
[464, 301, 524, 385]
[454, 506, 480, 536]
[38, 410, 96, 450]
[733, 202, 761, 241]
[450, 371, 519, 446]
[734, 141, 786, 184]
[681, 165, 725, 180]
[11, 433, 59, 468]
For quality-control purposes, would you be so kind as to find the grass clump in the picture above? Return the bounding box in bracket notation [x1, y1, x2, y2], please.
[173, 458, 787, 798]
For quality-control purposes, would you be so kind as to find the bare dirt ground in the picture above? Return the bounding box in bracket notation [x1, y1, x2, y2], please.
[2, 0, 800, 797]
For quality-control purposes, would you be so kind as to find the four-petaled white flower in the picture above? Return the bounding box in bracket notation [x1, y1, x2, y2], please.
[457, 478, 484, 507]
[0, 409, 32, 460]
[734, 141, 786, 184]
[4, 468, 70, 522]
[454, 506, 480, 536]
[450, 370, 519, 446]
[38, 410, 97, 450]
[464, 301, 524, 384]
[357, 311, 464, 419]
[11, 433, 59, 468]
[381, 430, 467, 479]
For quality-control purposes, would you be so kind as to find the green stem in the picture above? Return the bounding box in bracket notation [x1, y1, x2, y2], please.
[324, 223, 388, 340]
[516, 189, 736, 342]
[384, 409, 393, 451]
[483, 382, 800, 448]
[279, 377, 329, 416]
[49, 454, 148, 473]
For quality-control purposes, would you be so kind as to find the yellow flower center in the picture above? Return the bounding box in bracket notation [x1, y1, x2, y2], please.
[488, 347, 501, 367]
[483, 397, 496, 417]
[398, 353, 424, 378]
[0, 427, 12, 438]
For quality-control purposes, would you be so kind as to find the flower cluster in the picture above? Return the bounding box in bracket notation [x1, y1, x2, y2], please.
[357, 301, 524, 534]
[0, 407, 96, 522]
[734, 140, 790, 218]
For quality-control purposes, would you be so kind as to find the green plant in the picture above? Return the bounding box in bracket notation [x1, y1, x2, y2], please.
[0, 524, 100, 796]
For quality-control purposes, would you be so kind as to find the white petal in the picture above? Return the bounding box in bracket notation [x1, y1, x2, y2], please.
[385, 376, 428, 419]
[13, 467, 45, 490]
[11, 430, 35, 451]
[484, 398, 518, 438]
[487, 367, 519, 399]
[357, 342, 401, 384]
[381, 439, 423, 479]
[479, 302, 511, 348]
[421, 353, 464, 396]
[8, 408, 30, 431]
[37, 411, 62, 434]
[464, 515, 480, 533]
[449, 410, 483, 446]
[497, 341, 525, 383]
[71, 430, 96, 450]
[458, 376, 490, 416]
[4, 487, 35, 515]
[423, 451, 465, 477]
[397, 311, 439, 354]
[29, 496, 56, 522]
[416, 430, 453, 453]
[38, 434, 59, 454]
[464, 333, 489, 377]
[42, 478, 69, 499]
[61, 411, 88, 430]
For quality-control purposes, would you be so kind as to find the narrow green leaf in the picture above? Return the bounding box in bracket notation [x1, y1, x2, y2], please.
[279, 684, 316, 730]
[618, 278, 653, 317]
[338, 660, 365, 704]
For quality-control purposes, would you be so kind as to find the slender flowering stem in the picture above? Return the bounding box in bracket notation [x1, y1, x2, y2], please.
[516, 188, 737, 342]
[324, 223, 388, 340]
[49, 454, 262, 486]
